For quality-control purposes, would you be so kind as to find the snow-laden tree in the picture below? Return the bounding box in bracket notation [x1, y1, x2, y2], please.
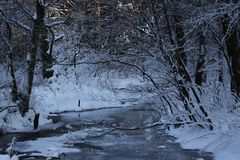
[85, 0, 240, 129]
[0, 0, 65, 115]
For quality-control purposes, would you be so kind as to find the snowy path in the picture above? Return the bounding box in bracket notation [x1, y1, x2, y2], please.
[0, 105, 213, 160]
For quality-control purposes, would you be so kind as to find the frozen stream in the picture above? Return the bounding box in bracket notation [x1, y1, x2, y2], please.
[0, 105, 213, 160]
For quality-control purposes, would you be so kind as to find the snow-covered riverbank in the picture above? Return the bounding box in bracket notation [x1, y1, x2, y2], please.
[0, 65, 147, 132]
[170, 125, 240, 160]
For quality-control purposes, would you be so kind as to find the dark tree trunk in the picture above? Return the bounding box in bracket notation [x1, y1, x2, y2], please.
[19, 1, 46, 116]
[218, 51, 224, 83]
[173, 15, 200, 124]
[222, 14, 240, 96]
[161, 1, 198, 125]
[165, 8, 212, 130]
[195, 55, 205, 86]
[195, 32, 206, 86]
[34, 113, 40, 129]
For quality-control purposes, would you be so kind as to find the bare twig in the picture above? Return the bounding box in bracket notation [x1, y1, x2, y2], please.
[0, 104, 19, 112]
[46, 13, 71, 27]
[15, 1, 34, 19]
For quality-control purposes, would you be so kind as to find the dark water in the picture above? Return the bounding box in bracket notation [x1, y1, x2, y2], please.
[0, 106, 213, 160]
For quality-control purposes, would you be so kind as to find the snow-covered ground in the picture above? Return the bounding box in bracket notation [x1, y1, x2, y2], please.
[14, 127, 109, 159]
[170, 120, 240, 160]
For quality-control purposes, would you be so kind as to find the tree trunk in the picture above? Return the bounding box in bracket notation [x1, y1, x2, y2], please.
[195, 31, 206, 86]
[222, 14, 240, 96]
[19, 1, 46, 116]
[162, 5, 212, 129]
[33, 113, 40, 129]
[218, 51, 224, 83]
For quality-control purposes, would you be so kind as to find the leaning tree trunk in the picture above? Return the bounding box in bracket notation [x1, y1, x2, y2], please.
[172, 14, 193, 121]
[161, 0, 199, 127]
[174, 19, 213, 130]
[173, 15, 204, 126]
[19, 1, 46, 116]
[162, 2, 213, 130]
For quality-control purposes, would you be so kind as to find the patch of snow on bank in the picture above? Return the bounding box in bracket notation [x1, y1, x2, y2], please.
[16, 135, 80, 158]
[0, 110, 35, 132]
[15, 127, 108, 158]
[170, 126, 240, 160]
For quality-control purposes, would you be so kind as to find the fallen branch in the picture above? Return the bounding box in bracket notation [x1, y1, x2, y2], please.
[82, 129, 117, 140]
[74, 121, 205, 142]
[49, 106, 122, 115]
[110, 122, 164, 130]
[109, 121, 213, 131]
